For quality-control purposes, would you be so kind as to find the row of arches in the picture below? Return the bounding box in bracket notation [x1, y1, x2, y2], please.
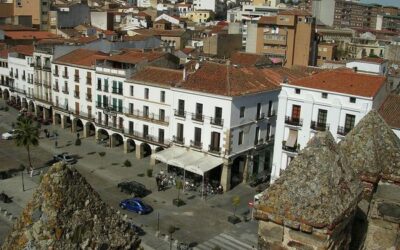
[0, 88, 36, 114]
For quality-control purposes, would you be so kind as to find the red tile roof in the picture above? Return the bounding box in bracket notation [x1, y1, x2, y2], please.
[279, 9, 311, 16]
[290, 68, 386, 97]
[230, 52, 271, 67]
[258, 16, 277, 25]
[0, 45, 34, 58]
[134, 28, 186, 37]
[104, 50, 166, 64]
[379, 94, 400, 129]
[0, 24, 36, 31]
[180, 62, 280, 96]
[356, 57, 387, 64]
[4, 31, 58, 40]
[54, 49, 108, 68]
[130, 66, 182, 86]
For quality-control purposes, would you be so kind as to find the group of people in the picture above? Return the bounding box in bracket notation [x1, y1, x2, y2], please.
[155, 173, 167, 191]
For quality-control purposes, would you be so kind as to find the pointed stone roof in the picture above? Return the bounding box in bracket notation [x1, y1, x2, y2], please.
[257, 132, 362, 228]
[1, 163, 140, 249]
[339, 110, 400, 183]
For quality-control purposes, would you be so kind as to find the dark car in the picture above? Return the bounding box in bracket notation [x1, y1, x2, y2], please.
[117, 181, 149, 197]
[127, 222, 145, 236]
[119, 198, 153, 215]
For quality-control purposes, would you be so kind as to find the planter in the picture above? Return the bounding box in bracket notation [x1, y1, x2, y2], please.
[227, 215, 241, 224]
[173, 199, 185, 207]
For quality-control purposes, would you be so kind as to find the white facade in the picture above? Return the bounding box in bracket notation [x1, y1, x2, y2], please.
[8, 52, 35, 101]
[271, 82, 387, 181]
[193, 0, 217, 12]
[346, 60, 389, 76]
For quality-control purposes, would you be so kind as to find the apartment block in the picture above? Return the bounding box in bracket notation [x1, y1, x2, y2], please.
[271, 68, 388, 181]
[246, 10, 316, 67]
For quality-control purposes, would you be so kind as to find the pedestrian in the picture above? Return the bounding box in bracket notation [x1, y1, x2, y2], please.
[55, 140, 58, 148]
[156, 176, 161, 191]
[29, 167, 33, 177]
[77, 132, 80, 139]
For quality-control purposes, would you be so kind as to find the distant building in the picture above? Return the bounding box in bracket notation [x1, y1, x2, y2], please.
[246, 10, 317, 68]
[203, 33, 242, 58]
[316, 43, 337, 66]
[379, 94, 400, 138]
[49, 3, 91, 31]
[345, 57, 389, 75]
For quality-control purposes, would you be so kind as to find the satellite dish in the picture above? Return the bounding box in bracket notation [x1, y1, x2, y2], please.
[195, 63, 200, 70]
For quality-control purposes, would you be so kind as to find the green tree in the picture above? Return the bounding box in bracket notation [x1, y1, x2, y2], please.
[232, 196, 240, 217]
[15, 116, 39, 171]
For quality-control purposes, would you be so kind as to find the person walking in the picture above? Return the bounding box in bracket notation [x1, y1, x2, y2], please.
[55, 140, 58, 148]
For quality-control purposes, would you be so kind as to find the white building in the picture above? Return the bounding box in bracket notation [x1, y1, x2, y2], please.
[271, 68, 389, 181]
[345, 58, 389, 76]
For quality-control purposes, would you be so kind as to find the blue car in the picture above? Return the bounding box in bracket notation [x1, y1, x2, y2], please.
[119, 198, 153, 215]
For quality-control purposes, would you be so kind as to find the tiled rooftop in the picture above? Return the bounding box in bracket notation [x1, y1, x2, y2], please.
[289, 68, 386, 97]
[102, 50, 166, 64]
[129, 66, 182, 87]
[379, 94, 400, 129]
[4, 31, 58, 40]
[54, 49, 108, 68]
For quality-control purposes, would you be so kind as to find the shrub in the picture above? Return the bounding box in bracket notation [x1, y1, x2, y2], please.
[147, 169, 153, 177]
[75, 138, 81, 146]
[99, 152, 106, 157]
[124, 160, 132, 167]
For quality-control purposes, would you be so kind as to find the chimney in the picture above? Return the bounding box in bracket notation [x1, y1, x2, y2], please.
[182, 66, 187, 81]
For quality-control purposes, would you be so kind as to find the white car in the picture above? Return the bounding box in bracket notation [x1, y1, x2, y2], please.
[2, 130, 16, 140]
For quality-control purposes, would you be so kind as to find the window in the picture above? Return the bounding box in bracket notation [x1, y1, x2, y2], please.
[112, 81, 117, 93]
[256, 103, 262, 119]
[144, 88, 149, 99]
[104, 79, 108, 92]
[129, 103, 134, 114]
[143, 125, 149, 138]
[129, 121, 134, 134]
[240, 106, 245, 118]
[295, 88, 301, 94]
[74, 69, 79, 82]
[210, 132, 220, 151]
[178, 99, 185, 115]
[254, 127, 260, 145]
[317, 109, 327, 125]
[118, 81, 123, 95]
[158, 129, 165, 143]
[143, 106, 149, 117]
[350, 97, 356, 103]
[194, 127, 202, 144]
[291, 105, 301, 120]
[97, 78, 101, 90]
[344, 114, 355, 132]
[160, 91, 165, 102]
[177, 123, 184, 141]
[55, 65, 58, 75]
[322, 93, 328, 99]
[266, 123, 271, 141]
[159, 109, 165, 121]
[238, 131, 244, 145]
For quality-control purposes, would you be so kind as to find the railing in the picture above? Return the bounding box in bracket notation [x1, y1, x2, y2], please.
[254, 138, 264, 145]
[337, 126, 352, 136]
[96, 102, 103, 108]
[74, 91, 79, 98]
[173, 136, 184, 145]
[14, 73, 18, 79]
[43, 64, 51, 71]
[53, 72, 59, 77]
[62, 73, 68, 79]
[34, 79, 42, 86]
[285, 116, 303, 126]
[256, 113, 265, 121]
[210, 117, 223, 126]
[310, 121, 329, 131]
[174, 109, 186, 118]
[124, 109, 169, 124]
[34, 63, 42, 69]
[53, 86, 59, 92]
[266, 134, 275, 143]
[43, 81, 51, 88]
[208, 145, 221, 154]
[62, 88, 69, 94]
[267, 110, 276, 117]
[95, 118, 124, 133]
[190, 140, 202, 149]
[86, 94, 92, 101]
[282, 141, 299, 153]
[112, 87, 123, 95]
[95, 65, 133, 77]
[126, 130, 169, 146]
[191, 113, 204, 122]
[53, 104, 69, 112]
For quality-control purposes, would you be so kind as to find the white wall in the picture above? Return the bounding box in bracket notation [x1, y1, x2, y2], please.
[346, 61, 388, 75]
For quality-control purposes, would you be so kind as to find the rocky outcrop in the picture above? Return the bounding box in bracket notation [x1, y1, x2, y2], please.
[1, 163, 140, 250]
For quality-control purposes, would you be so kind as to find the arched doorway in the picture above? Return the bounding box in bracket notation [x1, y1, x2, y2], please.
[73, 118, 84, 132]
[0, 88, 3, 98]
[2, 89, 9, 101]
[111, 133, 123, 147]
[65, 116, 72, 128]
[85, 122, 96, 137]
[28, 100, 35, 113]
[21, 98, 27, 109]
[97, 129, 109, 146]
[141, 143, 152, 158]
[231, 155, 246, 189]
[15, 96, 21, 110]
[54, 113, 62, 126]
[126, 139, 136, 153]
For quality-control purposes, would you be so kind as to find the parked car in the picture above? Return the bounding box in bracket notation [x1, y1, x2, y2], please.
[119, 198, 153, 215]
[2, 130, 16, 140]
[117, 181, 149, 197]
[53, 153, 77, 165]
[127, 222, 145, 236]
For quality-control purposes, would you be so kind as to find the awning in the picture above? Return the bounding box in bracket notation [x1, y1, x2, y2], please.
[286, 129, 298, 147]
[168, 150, 204, 169]
[186, 155, 224, 176]
[152, 146, 186, 163]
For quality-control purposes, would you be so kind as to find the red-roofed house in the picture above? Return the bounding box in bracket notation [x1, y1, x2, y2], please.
[271, 68, 389, 180]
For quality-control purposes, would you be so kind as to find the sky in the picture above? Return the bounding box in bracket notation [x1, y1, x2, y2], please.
[360, 0, 400, 7]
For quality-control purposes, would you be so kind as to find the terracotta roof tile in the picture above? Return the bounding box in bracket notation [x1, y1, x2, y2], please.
[356, 57, 387, 64]
[181, 62, 280, 96]
[379, 94, 400, 129]
[290, 68, 386, 97]
[230, 52, 272, 67]
[4, 31, 58, 40]
[258, 16, 277, 25]
[130, 66, 182, 87]
[0, 24, 36, 31]
[134, 28, 186, 37]
[279, 9, 311, 16]
[54, 49, 108, 68]
[103, 50, 166, 64]
[0, 45, 34, 58]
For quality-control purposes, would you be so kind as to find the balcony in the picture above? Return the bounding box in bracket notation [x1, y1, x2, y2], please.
[254, 138, 264, 146]
[337, 126, 352, 136]
[256, 113, 265, 121]
[282, 141, 299, 153]
[74, 91, 80, 98]
[74, 75, 79, 82]
[208, 145, 221, 154]
[173, 136, 185, 145]
[62, 88, 69, 94]
[43, 64, 51, 71]
[53, 72, 59, 77]
[124, 109, 169, 124]
[53, 86, 59, 92]
[267, 110, 276, 118]
[266, 134, 275, 144]
[14, 73, 18, 79]
[34, 63, 42, 69]
[191, 113, 204, 122]
[96, 102, 102, 108]
[96, 64, 134, 77]
[62, 73, 69, 79]
[190, 140, 202, 149]
[210, 117, 224, 126]
[174, 109, 186, 118]
[86, 94, 92, 101]
[43, 81, 51, 88]
[285, 116, 303, 127]
[310, 121, 329, 132]
[34, 79, 42, 86]
[112, 87, 123, 95]
[95, 118, 124, 133]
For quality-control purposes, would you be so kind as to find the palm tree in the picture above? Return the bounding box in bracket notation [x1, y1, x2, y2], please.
[15, 116, 39, 171]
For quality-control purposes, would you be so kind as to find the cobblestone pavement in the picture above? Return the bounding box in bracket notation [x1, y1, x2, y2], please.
[0, 99, 259, 249]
